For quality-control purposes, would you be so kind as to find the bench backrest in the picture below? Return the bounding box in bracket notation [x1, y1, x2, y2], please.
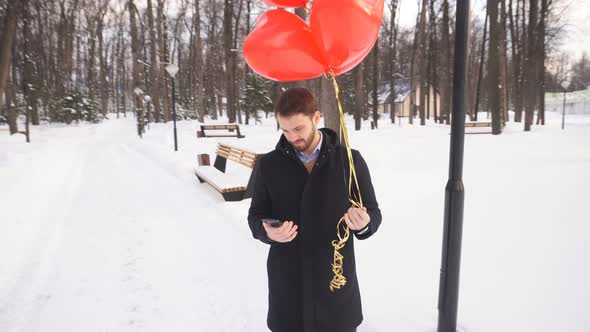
[215, 143, 257, 169]
[202, 124, 240, 130]
[465, 122, 492, 128]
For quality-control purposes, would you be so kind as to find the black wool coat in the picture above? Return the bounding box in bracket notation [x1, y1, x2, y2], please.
[248, 128, 382, 332]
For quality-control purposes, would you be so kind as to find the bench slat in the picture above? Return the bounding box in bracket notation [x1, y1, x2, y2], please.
[202, 135, 243, 138]
[217, 147, 256, 163]
[466, 131, 493, 135]
[465, 122, 492, 127]
[217, 144, 256, 155]
[216, 151, 255, 169]
[202, 125, 239, 129]
[217, 143, 257, 157]
[194, 166, 247, 193]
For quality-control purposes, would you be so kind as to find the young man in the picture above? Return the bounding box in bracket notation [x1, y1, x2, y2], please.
[248, 87, 382, 332]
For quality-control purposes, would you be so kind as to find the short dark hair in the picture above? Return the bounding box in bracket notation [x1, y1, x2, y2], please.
[274, 87, 318, 117]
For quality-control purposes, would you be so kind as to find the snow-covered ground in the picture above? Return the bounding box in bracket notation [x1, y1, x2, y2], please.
[0, 110, 589, 332]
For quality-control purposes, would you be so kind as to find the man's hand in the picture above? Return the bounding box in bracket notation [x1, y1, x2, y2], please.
[263, 220, 298, 243]
[344, 207, 370, 231]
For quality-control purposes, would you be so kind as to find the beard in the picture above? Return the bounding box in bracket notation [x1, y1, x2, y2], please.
[291, 127, 317, 153]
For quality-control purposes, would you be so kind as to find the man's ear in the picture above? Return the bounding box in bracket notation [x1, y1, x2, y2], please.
[313, 110, 321, 125]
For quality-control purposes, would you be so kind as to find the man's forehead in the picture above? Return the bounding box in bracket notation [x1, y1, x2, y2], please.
[278, 113, 312, 129]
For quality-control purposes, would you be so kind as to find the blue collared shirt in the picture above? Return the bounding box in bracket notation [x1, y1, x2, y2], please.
[295, 131, 323, 164]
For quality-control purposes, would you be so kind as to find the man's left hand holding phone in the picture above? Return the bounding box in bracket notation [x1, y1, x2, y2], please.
[262, 218, 298, 243]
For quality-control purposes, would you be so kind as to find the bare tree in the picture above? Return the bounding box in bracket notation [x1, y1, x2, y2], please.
[146, 0, 164, 122]
[417, 0, 427, 126]
[354, 63, 364, 130]
[96, 2, 110, 118]
[372, 40, 380, 129]
[388, 0, 399, 124]
[157, 0, 171, 122]
[439, 0, 451, 124]
[473, 12, 487, 121]
[129, 0, 145, 136]
[408, 1, 421, 125]
[193, 0, 205, 122]
[0, 1, 20, 110]
[428, 0, 438, 122]
[223, 0, 236, 122]
[523, 0, 538, 131]
[488, 0, 503, 134]
[535, 0, 549, 125]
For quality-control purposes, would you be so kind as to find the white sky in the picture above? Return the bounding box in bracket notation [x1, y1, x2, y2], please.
[396, 0, 589, 59]
[115, 0, 588, 60]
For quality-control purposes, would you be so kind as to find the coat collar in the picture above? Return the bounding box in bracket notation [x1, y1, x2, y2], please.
[276, 127, 339, 159]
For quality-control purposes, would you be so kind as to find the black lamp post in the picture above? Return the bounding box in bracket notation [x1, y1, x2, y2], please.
[561, 80, 570, 130]
[437, 0, 469, 331]
[166, 63, 179, 151]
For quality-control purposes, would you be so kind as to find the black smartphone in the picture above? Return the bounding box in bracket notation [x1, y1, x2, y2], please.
[262, 218, 284, 228]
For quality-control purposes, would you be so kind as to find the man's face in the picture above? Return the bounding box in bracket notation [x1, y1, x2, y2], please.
[277, 111, 321, 152]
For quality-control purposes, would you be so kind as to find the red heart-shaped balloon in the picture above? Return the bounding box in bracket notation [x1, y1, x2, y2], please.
[310, 0, 384, 75]
[261, 0, 308, 7]
[244, 9, 327, 82]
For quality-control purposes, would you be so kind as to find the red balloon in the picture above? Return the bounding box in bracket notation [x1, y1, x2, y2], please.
[310, 0, 384, 75]
[260, 0, 308, 7]
[244, 10, 327, 82]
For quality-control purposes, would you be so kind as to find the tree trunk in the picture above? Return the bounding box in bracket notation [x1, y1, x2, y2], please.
[157, 0, 171, 123]
[418, 0, 427, 126]
[244, 0, 252, 125]
[440, 0, 451, 124]
[129, 0, 144, 136]
[488, 0, 503, 134]
[389, 0, 399, 124]
[499, 0, 509, 125]
[372, 41, 379, 129]
[0, 1, 19, 109]
[514, 0, 527, 122]
[409, 3, 421, 125]
[354, 63, 364, 130]
[22, 2, 39, 126]
[97, 7, 109, 118]
[428, 0, 438, 122]
[536, 0, 548, 125]
[86, 12, 96, 102]
[6, 78, 18, 134]
[193, 0, 205, 122]
[474, 11, 488, 122]
[524, 0, 538, 131]
[147, 0, 163, 122]
[223, 0, 236, 122]
[321, 76, 339, 138]
[509, 0, 521, 122]
[232, 0, 244, 125]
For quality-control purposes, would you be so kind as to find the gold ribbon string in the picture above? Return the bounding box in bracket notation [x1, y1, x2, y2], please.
[325, 70, 364, 292]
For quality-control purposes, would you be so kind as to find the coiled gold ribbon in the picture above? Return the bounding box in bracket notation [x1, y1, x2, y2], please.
[325, 70, 364, 292]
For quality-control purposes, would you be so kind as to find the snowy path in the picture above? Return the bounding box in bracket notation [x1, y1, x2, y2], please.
[0, 120, 268, 332]
[1, 113, 590, 332]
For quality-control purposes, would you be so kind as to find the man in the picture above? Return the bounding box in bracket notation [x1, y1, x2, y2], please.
[248, 87, 382, 332]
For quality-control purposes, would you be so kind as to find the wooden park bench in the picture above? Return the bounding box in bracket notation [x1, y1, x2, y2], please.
[194, 143, 261, 201]
[0, 128, 26, 135]
[465, 121, 493, 135]
[197, 124, 245, 138]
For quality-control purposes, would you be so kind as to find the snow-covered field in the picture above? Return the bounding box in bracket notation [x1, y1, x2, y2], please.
[1, 110, 589, 332]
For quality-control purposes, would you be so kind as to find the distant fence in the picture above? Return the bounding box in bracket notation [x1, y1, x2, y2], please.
[545, 90, 590, 115]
